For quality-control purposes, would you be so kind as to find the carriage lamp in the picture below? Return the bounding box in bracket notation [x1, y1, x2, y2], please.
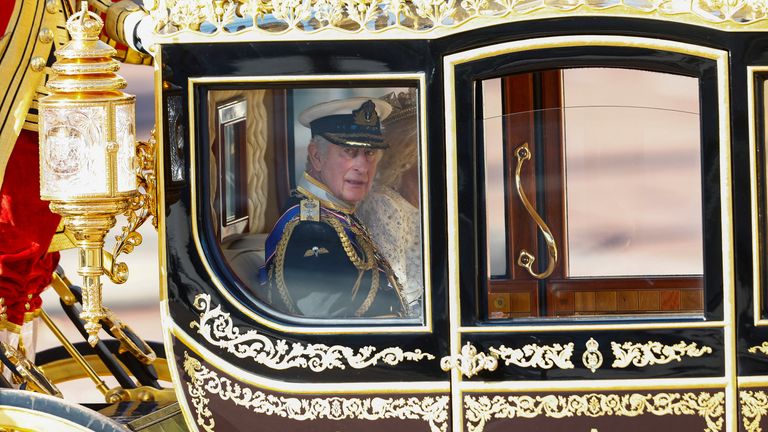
[38, 2, 137, 346]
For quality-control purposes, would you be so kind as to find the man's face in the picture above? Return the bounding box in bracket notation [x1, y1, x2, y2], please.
[310, 143, 383, 204]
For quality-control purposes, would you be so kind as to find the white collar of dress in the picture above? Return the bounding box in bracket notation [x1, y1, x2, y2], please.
[297, 172, 356, 214]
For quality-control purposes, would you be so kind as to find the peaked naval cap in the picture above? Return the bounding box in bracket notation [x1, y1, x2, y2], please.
[299, 97, 392, 149]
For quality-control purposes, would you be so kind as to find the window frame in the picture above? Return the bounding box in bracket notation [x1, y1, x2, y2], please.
[453, 45, 725, 326]
[191, 75, 434, 333]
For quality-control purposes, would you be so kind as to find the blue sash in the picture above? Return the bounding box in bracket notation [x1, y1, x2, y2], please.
[258, 204, 300, 284]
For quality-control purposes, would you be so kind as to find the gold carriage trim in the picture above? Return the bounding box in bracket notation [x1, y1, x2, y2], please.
[582, 337, 603, 373]
[740, 390, 768, 432]
[464, 391, 726, 432]
[145, 0, 768, 41]
[440, 342, 498, 378]
[106, 131, 159, 285]
[488, 342, 574, 370]
[611, 340, 713, 368]
[748, 341, 768, 355]
[182, 352, 450, 432]
[190, 294, 434, 371]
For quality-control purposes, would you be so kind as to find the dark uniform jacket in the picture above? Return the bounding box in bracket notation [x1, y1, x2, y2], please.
[259, 179, 406, 319]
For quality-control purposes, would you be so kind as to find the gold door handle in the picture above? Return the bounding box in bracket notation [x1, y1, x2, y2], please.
[513, 143, 557, 279]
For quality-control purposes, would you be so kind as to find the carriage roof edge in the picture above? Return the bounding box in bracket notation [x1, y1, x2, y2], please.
[144, 0, 768, 45]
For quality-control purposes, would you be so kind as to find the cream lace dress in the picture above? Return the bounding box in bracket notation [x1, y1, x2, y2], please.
[356, 186, 423, 317]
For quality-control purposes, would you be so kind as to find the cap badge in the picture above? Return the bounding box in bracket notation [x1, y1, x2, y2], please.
[352, 100, 379, 127]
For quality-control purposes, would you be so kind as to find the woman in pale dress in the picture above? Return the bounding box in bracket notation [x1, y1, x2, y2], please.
[356, 89, 423, 317]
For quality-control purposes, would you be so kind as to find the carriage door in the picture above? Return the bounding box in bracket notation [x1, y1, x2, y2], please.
[157, 40, 453, 432]
[443, 36, 736, 432]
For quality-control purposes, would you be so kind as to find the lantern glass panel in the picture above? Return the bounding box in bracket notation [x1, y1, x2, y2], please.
[40, 105, 108, 197]
[115, 102, 137, 193]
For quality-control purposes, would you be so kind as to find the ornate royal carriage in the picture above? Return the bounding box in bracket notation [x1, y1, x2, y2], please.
[8, 0, 768, 431]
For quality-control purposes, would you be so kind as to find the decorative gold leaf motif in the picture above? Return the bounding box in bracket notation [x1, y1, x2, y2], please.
[611, 340, 713, 368]
[144, 0, 768, 37]
[749, 342, 768, 355]
[464, 391, 725, 432]
[582, 337, 603, 373]
[488, 342, 574, 369]
[190, 294, 434, 371]
[271, 0, 314, 28]
[183, 352, 450, 432]
[343, 0, 381, 28]
[440, 342, 498, 378]
[741, 390, 768, 432]
[107, 128, 158, 285]
[204, 0, 238, 31]
[411, 0, 458, 24]
[168, 0, 209, 30]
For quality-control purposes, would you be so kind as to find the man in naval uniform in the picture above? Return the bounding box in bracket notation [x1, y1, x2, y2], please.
[260, 98, 407, 319]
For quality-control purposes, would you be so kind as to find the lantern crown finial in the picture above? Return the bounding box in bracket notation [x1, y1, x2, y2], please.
[66, 2, 103, 42]
[48, 2, 125, 93]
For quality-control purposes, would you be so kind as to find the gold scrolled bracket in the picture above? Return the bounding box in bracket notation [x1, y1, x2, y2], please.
[51, 270, 156, 364]
[107, 128, 158, 284]
[440, 342, 498, 378]
[513, 142, 557, 280]
[102, 307, 157, 365]
[106, 385, 176, 403]
[0, 341, 62, 398]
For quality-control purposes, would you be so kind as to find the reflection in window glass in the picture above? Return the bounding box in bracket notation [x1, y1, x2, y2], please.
[483, 79, 508, 277]
[216, 99, 248, 238]
[564, 69, 702, 277]
[482, 68, 704, 319]
[208, 86, 424, 323]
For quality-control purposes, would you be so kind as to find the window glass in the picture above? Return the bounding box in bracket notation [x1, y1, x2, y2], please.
[207, 85, 424, 323]
[564, 69, 702, 277]
[483, 79, 509, 277]
[482, 68, 704, 319]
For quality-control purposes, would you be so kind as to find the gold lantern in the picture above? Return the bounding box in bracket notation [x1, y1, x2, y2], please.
[38, 2, 137, 345]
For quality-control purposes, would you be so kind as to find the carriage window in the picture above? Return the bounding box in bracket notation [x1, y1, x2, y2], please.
[483, 68, 704, 319]
[207, 85, 424, 322]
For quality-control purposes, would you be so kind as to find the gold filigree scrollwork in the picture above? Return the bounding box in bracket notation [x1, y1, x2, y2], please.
[582, 337, 603, 373]
[611, 340, 713, 368]
[182, 352, 450, 432]
[488, 342, 574, 369]
[464, 392, 725, 432]
[105, 128, 158, 284]
[145, 0, 768, 38]
[204, 0, 237, 31]
[190, 294, 434, 371]
[749, 342, 768, 355]
[741, 390, 768, 432]
[440, 342, 498, 378]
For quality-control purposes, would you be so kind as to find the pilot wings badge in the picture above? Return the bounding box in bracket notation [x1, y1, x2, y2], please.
[304, 246, 329, 257]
